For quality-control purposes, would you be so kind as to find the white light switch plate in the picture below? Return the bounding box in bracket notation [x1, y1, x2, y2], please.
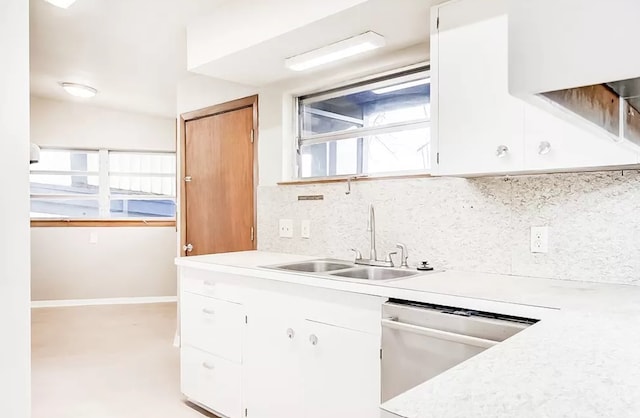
[530, 226, 548, 253]
[301, 220, 311, 239]
[89, 232, 99, 244]
[279, 219, 294, 238]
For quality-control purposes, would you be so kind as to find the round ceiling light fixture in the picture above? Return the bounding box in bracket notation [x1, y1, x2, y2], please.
[59, 82, 98, 98]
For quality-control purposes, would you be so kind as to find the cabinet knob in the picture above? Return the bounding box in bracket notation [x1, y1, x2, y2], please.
[201, 308, 215, 315]
[538, 141, 551, 155]
[202, 362, 215, 370]
[495, 145, 509, 158]
[286, 328, 295, 339]
[309, 334, 319, 346]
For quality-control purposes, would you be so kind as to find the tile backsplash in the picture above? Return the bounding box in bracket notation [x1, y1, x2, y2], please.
[257, 170, 640, 286]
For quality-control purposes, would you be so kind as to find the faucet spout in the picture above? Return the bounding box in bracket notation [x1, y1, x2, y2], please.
[368, 204, 377, 261]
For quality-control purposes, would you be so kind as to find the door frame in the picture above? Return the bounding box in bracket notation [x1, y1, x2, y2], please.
[179, 95, 259, 255]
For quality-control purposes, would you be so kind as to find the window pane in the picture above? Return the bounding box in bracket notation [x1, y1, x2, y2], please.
[300, 72, 430, 138]
[30, 174, 99, 195]
[299, 128, 430, 178]
[110, 199, 176, 219]
[110, 175, 176, 197]
[109, 152, 176, 174]
[31, 199, 100, 218]
[31, 150, 99, 172]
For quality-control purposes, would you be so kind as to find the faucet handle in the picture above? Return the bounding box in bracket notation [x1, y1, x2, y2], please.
[349, 248, 363, 261]
[396, 243, 409, 268]
[385, 251, 397, 265]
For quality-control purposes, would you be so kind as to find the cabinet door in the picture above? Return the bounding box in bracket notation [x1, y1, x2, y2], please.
[524, 104, 639, 170]
[243, 307, 304, 418]
[303, 320, 380, 418]
[434, 0, 524, 175]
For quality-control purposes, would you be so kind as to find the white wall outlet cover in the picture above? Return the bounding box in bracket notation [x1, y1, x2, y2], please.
[530, 226, 548, 253]
[89, 232, 99, 244]
[301, 220, 311, 239]
[279, 219, 294, 238]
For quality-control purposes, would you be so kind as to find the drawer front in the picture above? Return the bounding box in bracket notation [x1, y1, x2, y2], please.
[181, 346, 242, 418]
[180, 268, 245, 301]
[181, 292, 244, 362]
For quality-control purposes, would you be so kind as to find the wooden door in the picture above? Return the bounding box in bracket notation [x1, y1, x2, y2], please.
[184, 105, 255, 256]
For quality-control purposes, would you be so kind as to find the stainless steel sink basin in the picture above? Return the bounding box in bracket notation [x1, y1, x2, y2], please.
[330, 267, 418, 281]
[273, 260, 354, 273]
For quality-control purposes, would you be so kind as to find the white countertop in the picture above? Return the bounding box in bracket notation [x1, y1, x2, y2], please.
[176, 251, 640, 418]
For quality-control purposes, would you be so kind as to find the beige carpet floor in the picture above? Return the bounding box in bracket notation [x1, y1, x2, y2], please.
[32, 303, 216, 418]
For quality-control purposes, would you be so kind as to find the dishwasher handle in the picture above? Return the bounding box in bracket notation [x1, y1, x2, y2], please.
[381, 318, 499, 349]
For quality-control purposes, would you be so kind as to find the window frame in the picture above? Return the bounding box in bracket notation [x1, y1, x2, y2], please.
[30, 147, 177, 227]
[295, 65, 431, 179]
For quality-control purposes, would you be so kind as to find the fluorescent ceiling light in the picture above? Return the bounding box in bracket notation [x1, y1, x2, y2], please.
[285, 31, 386, 72]
[59, 82, 98, 98]
[373, 78, 431, 95]
[44, 0, 77, 8]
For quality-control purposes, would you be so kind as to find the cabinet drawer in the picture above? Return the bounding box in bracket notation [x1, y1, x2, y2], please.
[181, 292, 244, 362]
[180, 268, 245, 302]
[181, 346, 242, 418]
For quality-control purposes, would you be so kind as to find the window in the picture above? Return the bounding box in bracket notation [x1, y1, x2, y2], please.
[297, 67, 431, 178]
[30, 149, 176, 220]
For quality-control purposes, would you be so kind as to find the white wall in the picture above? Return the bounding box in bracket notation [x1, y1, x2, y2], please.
[31, 96, 175, 151]
[0, 0, 31, 415]
[30, 97, 178, 301]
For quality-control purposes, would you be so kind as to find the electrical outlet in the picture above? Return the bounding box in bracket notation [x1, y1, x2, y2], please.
[530, 226, 548, 253]
[89, 232, 98, 244]
[301, 220, 311, 239]
[279, 219, 294, 238]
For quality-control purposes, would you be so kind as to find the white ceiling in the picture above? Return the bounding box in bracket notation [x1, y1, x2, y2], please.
[30, 0, 228, 117]
[31, 0, 436, 117]
[190, 0, 435, 86]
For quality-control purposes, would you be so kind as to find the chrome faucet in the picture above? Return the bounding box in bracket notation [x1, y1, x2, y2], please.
[351, 204, 397, 267]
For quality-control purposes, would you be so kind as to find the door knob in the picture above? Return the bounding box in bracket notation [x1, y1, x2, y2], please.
[286, 328, 295, 339]
[183, 243, 193, 253]
[309, 334, 318, 346]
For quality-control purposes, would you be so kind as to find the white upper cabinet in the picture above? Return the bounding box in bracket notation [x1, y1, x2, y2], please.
[432, 0, 639, 176]
[509, 0, 640, 96]
[432, 0, 525, 176]
[524, 105, 639, 171]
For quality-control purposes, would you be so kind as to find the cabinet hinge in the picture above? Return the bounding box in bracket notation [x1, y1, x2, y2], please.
[245, 408, 248, 417]
[245, 315, 248, 324]
[436, 152, 440, 164]
[250, 129, 254, 143]
[250, 226, 254, 242]
[380, 348, 383, 360]
[437, 16, 440, 30]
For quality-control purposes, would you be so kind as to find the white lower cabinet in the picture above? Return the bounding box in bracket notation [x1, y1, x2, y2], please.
[302, 320, 380, 418]
[244, 314, 381, 418]
[179, 268, 383, 418]
[181, 345, 243, 418]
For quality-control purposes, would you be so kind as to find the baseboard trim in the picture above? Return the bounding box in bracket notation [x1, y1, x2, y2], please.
[31, 296, 178, 308]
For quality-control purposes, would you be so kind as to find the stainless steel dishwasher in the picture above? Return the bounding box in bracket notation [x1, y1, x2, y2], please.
[381, 299, 537, 402]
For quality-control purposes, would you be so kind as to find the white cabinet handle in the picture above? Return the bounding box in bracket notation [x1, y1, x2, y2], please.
[202, 308, 216, 315]
[286, 328, 295, 339]
[202, 362, 215, 370]
[203, 280, 215, 287]
[538, 141, 551, 155]
[309, 334, 318, 346]
[495, 145, 509, 158]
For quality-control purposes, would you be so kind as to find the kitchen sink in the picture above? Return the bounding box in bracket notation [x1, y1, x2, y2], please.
[330, 267, 418, 281]
[272, 260, 354, 273]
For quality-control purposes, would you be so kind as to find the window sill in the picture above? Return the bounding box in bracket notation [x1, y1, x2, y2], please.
[277, 172, 432, 186]
[30, 219, 177, 228]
